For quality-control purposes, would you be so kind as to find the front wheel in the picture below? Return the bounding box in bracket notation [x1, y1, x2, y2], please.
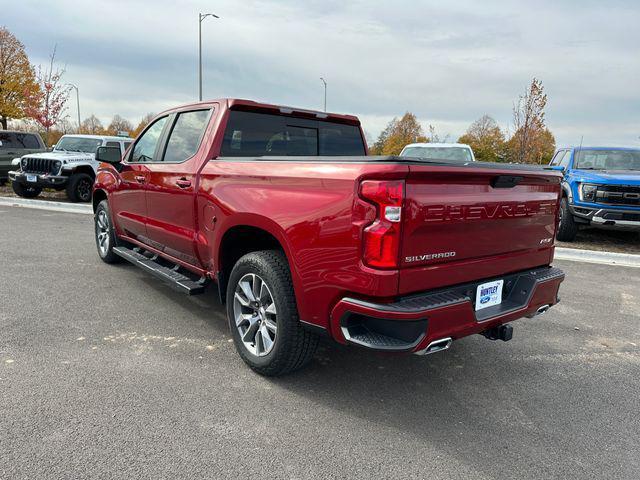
[12, 181, 42, 198]
[556, 197, 578, 242]
[226, 250, 319, 376]
[94, 200, 121, 264]
[67, 173, 94, 202]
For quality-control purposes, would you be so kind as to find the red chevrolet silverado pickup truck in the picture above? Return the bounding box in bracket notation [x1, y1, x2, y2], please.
[92, 98, 565, 375]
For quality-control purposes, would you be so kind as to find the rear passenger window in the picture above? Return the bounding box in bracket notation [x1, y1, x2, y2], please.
[106, 141, 120, 148]
[0, 132, 16, 148]
[550, 151, 565, 166]
[163, 110, 210, 163]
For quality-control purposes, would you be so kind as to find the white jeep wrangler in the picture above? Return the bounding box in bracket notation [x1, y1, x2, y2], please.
[8, 134, 132, 202]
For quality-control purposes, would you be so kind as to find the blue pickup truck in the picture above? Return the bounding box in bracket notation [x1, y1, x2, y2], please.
[550, 146, 640, 241]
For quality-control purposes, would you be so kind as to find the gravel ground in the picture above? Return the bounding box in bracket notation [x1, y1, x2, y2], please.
[0, 206, 639, 479]
[0, 184, 68, 201]
[556, 228, 640, 254]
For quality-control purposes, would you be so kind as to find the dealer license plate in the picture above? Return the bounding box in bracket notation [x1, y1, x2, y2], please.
[475, 280, 504, 311]
[27, 174, 37, 183]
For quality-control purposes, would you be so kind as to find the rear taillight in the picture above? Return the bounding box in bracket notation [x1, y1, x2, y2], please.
[360, 180, 404, 269]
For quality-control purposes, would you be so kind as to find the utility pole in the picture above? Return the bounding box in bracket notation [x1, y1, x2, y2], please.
[199, 13, 220, 101]
[67, 84, 81, 132]
[320, 77, 327, 112]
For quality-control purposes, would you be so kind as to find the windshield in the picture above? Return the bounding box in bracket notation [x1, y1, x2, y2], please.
[55, 137, 103, 153]
[400, 146, 473, 162]
[575, 149, 640, 171]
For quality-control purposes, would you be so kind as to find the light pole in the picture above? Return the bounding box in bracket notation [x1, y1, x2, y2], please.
[199, 13, 220, 101]
[67, 83, 81, 132]
[320, 77, 327, 112]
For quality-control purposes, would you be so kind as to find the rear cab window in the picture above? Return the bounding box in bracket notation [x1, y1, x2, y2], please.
[220, 110, 365, 157]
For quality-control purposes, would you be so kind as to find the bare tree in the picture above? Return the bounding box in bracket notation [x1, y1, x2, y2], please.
[107, 114, 133, 136]
[80, 114, 104, 134]
[511, 78, 547, 163]
[24, 46, 71, 145]
[427, 124, 450, 143]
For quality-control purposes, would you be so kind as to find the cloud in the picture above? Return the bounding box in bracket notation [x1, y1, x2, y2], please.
[5, 0, 640, 146]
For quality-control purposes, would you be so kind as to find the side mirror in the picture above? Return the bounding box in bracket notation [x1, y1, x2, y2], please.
[96, 146, 122, 164]
[549, 165, 565, 172]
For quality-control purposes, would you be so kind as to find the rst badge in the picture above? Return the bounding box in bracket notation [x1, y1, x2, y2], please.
[475, 280, 504, 311]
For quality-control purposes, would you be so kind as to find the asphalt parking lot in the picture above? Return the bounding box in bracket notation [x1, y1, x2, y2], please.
[1, 206, 639, 479]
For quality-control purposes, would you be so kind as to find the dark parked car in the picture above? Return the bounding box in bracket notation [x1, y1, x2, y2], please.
[0, 131, 46, 185]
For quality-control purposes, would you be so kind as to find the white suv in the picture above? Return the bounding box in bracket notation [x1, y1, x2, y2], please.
[400, 143, 476, 163]
[9, 134, 132, 202]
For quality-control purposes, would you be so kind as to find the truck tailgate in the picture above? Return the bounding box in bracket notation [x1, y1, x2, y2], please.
[399, 165, 561, 295]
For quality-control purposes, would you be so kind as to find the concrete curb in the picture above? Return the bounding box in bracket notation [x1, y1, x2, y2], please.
[0, 197, 93, 215]
[555, 247, 640, 268]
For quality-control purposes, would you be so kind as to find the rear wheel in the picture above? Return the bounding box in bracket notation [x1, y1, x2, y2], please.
[226, 250, 319, 376]
[556, 197, 578, 242]
[11, 181, 42, 198]
[67, 173, 94, 202]
[94, 200, 121, 264]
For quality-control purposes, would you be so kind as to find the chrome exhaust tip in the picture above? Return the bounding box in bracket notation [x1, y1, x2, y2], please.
[415, 337, 452, 356]
[536, 304, 551, 315]
[527, 304, 551, 318]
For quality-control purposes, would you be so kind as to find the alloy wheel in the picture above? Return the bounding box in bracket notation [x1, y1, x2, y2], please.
[233, 273, 278, 357]
[96, 210, 110, 256]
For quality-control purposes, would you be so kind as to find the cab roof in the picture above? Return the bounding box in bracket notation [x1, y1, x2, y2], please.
[157, 98, 361, 126]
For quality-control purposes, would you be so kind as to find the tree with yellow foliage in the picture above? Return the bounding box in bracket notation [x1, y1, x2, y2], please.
[0, 27, 40, 130]
[458, 115, 506, 162]
[370, 112, 427, 155]
[131, 112, 156, 138]
[506, 78, 555, 164]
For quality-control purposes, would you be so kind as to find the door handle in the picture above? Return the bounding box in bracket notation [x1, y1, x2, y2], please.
[134, 175, 146, 183]
[176, 178, 191, 189]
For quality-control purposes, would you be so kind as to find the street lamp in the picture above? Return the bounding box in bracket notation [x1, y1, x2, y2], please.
[320, 77, 327, 112]
[67, 83, 81, 132]
[199, 12, 220, 101]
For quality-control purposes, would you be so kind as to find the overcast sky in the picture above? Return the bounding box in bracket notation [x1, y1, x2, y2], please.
[5, 0, 640, 146]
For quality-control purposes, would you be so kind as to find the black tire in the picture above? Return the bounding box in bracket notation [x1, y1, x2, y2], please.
[226, 250, 319, 376]
[94, 200, 121, 264]
[66, 173, 94, 202]
[556, 197, 579, 242]
[0, 178, 6, 186]
[11, 181, 42, 198]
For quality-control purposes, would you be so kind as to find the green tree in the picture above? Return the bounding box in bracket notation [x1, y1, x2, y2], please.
[370, 112, 427, 155]
[0, 27, 39, 129]
[458, 115, 506, 162]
